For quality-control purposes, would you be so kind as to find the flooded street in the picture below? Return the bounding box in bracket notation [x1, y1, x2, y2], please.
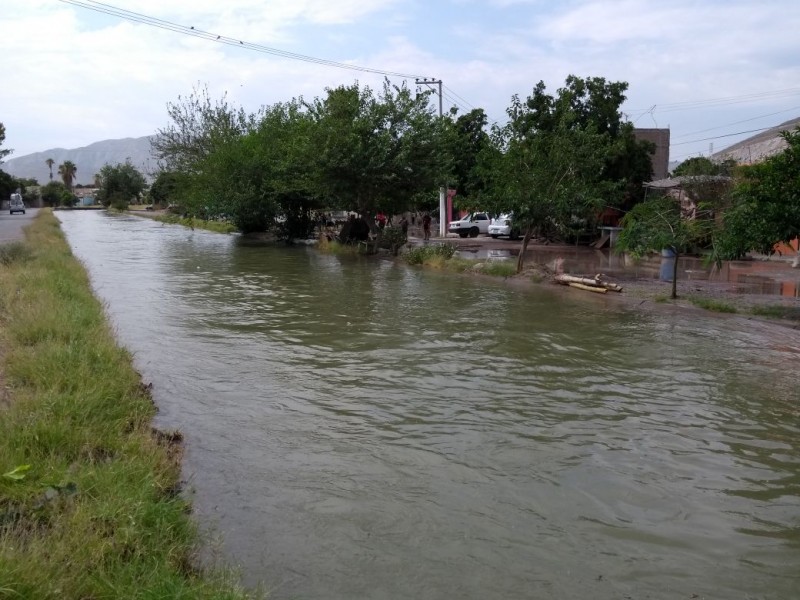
[58, 211, 800, 600]
[454, 242, 800, 298]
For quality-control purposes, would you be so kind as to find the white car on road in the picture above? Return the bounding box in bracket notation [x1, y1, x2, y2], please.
[488, 213, 520, 240]
[448, 212, 491, 238]
[9, 193, 25, 215]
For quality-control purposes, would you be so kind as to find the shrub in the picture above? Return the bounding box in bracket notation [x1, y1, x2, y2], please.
[689, 297, 737, 313]
[404, 243, 457, 265]
[0, 241, 32, 266]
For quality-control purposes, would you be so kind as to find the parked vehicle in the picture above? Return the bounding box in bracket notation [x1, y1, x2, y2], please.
[448, 212, 491, 238]
[9, 193, 25, 215]
[488, 213, 520, 240]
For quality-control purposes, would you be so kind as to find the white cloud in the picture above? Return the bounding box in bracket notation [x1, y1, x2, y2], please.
[1, 0, 799, 161]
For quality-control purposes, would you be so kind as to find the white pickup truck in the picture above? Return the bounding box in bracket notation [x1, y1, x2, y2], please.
[448, 212, 491, 238]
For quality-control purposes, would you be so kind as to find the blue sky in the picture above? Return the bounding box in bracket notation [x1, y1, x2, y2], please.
[2, 0, 799, 165]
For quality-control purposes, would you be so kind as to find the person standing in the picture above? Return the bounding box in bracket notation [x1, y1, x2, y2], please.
[422, 212, 432, 240]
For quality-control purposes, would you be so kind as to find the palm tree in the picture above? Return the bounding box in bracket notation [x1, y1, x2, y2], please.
[58, 160, 77, 191]
[46, 158, 54, 181]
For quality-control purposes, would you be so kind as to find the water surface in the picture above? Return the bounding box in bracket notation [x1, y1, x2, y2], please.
[58, 211, 800, 600]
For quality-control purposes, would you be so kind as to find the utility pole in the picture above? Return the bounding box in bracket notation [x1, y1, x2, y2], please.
[416, 78, 446, 237]
[415, 78, 443, 118]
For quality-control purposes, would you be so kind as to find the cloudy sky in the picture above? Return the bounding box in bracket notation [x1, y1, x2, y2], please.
[2, 0, 799, 164]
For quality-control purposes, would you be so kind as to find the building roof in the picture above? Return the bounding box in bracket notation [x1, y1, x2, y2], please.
[713, 117, 800, 164]
[644, 175, 731, 189]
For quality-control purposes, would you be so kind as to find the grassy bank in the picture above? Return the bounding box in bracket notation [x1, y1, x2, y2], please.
[0, 211, 253, 599]
[145, 212, 238, 234]
[404, 243, 520, 278]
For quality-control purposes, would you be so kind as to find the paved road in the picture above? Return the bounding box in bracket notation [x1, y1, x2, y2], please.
[0, 207, 39, 243]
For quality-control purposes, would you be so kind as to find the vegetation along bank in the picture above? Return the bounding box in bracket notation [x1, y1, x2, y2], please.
[0, 211, 256, 599]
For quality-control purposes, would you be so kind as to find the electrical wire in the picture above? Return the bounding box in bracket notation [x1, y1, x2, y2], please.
[627, 87, 800, 114]
[59, 0, 499, 124]
[670, 126, 777, 147]
[57, 0, 429, 79]
[672, 107, 800, 139]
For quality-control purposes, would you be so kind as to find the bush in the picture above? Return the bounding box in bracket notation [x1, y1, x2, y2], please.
[404, 243, 456, 265]
[378, 226, 408, 256]
[0, 241, 32, 266]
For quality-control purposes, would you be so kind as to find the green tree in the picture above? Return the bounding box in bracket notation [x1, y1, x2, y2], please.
[482, 77, 620, 272]
[58, 160, 77, 191]
[617, 196, 711, 299]
[0, 122, 12, 164]
[40, 181, 74, 207]
[713, 127, 800, 260]
[307, 80, 449, 223]
[152, 84, 259, 173]
[445, 108, 495, 202]
[149, 171, 183, 206]
[171, 99, 313, 234]
[672, 156, 737, 177]
[46, 158, 55, 181]
[95, 161, 147, 208]
[0, 170, 16, 200]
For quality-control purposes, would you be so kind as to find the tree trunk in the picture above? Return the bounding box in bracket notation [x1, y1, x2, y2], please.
[671, 248, 679, 299]
[516, 225, 534, 273]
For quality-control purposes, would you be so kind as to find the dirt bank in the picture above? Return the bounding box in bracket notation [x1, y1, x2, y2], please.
[422, 234, 800, 326]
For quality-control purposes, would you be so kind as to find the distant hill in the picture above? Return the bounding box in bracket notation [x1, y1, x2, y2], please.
[1, 136, 157, 186]
[713, 116, 800, 164]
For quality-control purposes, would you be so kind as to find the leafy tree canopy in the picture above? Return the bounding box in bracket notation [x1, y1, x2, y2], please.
[445, 108, 495, 202]
[40, 181, 75, 207]
[480, 76, 629, 272]
[95, 161, 147, 208]
[617, 196, 711, 298]
[148, 171, 183, 206]
[307, 79, 450, 219]
[58, 160, 77, 190]
[152, 84, 261, 173]
[0, 122, 12, 163]
[672, 156, 737, 177]
[713, 127, 800, 259]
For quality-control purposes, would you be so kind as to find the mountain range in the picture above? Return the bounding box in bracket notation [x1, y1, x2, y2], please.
[1, 136, 157, 186]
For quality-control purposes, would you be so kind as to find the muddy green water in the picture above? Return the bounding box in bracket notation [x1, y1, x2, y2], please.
[58, 211, 799, 600]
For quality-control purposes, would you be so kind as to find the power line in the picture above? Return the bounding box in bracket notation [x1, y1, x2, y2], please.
[672, 106, 800, 139]
[57, 0, 429, 79]
[627, 87, 800, 114]
[670, 126, 777, 147]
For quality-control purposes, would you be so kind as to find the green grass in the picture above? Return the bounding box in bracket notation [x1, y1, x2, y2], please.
[150, 214, 238, 234]
[403, 244, 519, 277]
[0, 211, 256, 599]
[317, 236, 362, 256]
[750, 304, 800, 320]
[688, 296, 738, 313]
[403, 243, 458, 266]
[0, 241, 32, 266]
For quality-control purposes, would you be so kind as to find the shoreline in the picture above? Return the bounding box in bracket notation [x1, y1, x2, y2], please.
[407, 234, 800, 327]
[0, 210, 255, 598]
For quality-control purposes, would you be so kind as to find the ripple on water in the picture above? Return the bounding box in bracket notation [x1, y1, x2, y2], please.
[57, 210, 800, 600]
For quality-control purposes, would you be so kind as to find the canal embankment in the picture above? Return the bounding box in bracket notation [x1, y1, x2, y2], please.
[0, 210, 256, 599]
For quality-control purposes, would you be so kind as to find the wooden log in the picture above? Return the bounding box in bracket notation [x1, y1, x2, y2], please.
[568, 282, 608, 294]
[556, 274, 601, 286]
[555, 274, 623, 292]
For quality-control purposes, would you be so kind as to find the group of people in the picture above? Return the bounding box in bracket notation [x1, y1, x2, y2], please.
[374, 211, 433, 240]
[335, 211, 435, 244]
